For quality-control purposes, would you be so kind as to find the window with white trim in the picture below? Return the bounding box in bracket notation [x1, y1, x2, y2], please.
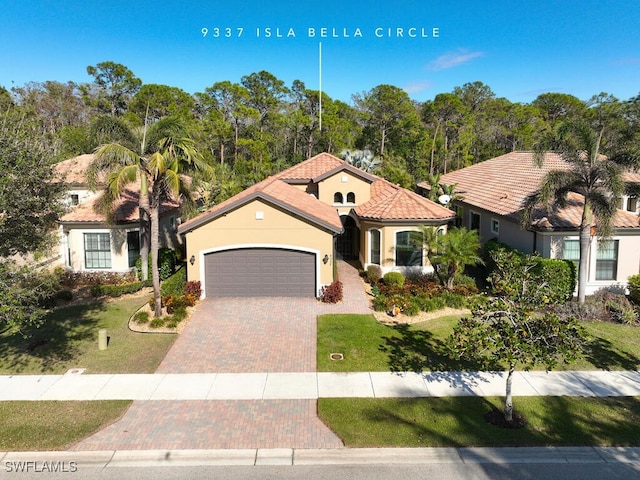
[395, 231, 423, 267]
[333, 192, 344, 203]
[596, 240, 619, 281]
[370, 229, 381, 265]
[346, 192, 356, 203]
[491, 218, 500, 235]
[84, 233, 111, 269]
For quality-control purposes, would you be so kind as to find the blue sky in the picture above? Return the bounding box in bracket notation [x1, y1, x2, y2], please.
[2, 0, 639, 103]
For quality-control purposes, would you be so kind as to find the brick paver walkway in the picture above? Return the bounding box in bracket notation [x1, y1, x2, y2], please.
[74, 261, 369, 451]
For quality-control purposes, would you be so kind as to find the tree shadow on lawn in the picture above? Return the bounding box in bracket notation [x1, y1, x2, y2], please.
[380, 323, 499, 373]
[379, 324, 504, 393]
[0, 300, 108, 373]
[581, 336, 640, 371]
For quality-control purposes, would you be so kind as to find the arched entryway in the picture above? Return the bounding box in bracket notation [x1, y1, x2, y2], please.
[336, 215, 360, 260]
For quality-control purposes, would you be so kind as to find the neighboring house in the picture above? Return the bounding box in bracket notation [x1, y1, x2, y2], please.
[178, 152, 455, 298]
[417, 151, 640, 295]
[54, 154, 181, 273]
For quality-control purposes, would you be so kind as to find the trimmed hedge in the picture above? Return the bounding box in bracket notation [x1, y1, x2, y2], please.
[160, 266, 187, 296]
[485, 239, 576, 305]
[90, 281, 147, 298]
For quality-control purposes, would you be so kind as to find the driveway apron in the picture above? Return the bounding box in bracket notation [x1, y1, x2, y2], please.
[74, 261, 368, 450]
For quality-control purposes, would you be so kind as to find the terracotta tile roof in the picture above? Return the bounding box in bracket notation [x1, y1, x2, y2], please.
[275, 152, 348, 181]
[54, 153, 106, 185]
[178, 175, 344, 233]
[530, 192, 640, 230]
[60, 186, 179, 224]
[421, 151, 640, 230]
[356, 178, 455, 221]
[180, 153, 454, 232]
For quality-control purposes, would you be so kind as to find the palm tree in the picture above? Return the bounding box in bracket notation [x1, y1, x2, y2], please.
[521, 121, 640, 303]
[90, 117, 211, 316]
[146, 135, 210, 316]
[89, 116, 187, 280]
[419, 226, 483, 289]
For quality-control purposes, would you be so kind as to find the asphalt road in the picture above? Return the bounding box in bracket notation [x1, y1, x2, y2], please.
[2, 463, 640, 480]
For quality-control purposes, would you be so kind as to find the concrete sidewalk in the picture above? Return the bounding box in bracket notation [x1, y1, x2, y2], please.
[2, 369, 640, 401]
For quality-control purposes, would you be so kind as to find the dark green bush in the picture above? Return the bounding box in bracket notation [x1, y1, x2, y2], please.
[628, 274, 640, 305]
[149, 318, 165, 328]
[136, 248, 177, 282]
[403, 300, 420, 316]
[161, 267, 186, 296]
[487, 240, 576, 305]
[373, 294, 389, 311]
[382, 271, 405, 288]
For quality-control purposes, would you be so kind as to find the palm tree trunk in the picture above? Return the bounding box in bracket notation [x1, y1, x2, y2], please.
[150, 199, 162, 318]
[504, 363, 515, 422]
[578, 203, 593, 304]
[139, 175, 150, 282]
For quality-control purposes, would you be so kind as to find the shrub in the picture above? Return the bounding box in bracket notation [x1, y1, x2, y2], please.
[55, 290, 73, 302]
[184, 280, 202, 298]
[373, 294, 389, 311]
[404, 300, 421, 316]
[366, 265, 382, 284]
[161, 267, 186, 296]
[382, 271, 405, 288]
[60, 270, 137, 287]
[149, 318, 165, 328]
[321, 281, 343, 303]
[133, 311, 149, 324]
[441, 291, 466, 308]
[172, 306, 188, 321]
[166, 319, 178, 329]
[628, 274, 640, 305]
[487, 241, 576, 305]
[136, 248, 177, 281]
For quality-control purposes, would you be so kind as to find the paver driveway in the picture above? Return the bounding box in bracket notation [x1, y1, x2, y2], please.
[74, 261, 368, 450]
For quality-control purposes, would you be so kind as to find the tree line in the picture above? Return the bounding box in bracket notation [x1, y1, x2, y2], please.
[3, 60, 640, 206]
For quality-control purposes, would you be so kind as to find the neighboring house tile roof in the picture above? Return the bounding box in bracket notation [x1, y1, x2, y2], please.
[54, 153, 105, 186]
[421, 151, 640, 230]
[60, 186, 179, 224]
[179, 152, 454, 233]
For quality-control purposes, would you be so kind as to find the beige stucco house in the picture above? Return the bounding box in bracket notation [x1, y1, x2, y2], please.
[418, 151, 640, 295]
[178, 152, 455, 298]
[55, 154, 181, 273]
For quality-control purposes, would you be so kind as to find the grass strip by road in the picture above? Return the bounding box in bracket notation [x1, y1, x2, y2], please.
[0, 296, 177, 374]
[317, 314, 640, 372]
[319, 396, 640, 447]
[0, 401, 131, 451]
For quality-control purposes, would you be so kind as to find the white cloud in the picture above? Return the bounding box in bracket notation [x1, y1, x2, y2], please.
[427, 49, 484, 71]
[403, 80, 433, 94]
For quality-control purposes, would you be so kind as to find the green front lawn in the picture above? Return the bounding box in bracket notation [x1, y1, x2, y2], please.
[317, 313, 640, 372]
[319, 396, 640, 447]
[0, 401, 131, 451]
[0, 296, 177, 374]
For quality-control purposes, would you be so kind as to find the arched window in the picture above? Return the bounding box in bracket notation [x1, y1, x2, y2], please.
[333, 192, 344, 203]
[346, 192, 356, 203]
[370, 229, 381, 265]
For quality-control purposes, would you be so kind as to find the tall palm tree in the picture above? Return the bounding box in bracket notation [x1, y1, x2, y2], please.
[90, 117, 211, 316]
[521, 121, 639, 303]
[88, 116, 188, 281]
[146, 135, 210, 316]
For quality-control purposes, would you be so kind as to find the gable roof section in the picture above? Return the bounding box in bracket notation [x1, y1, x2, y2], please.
[178, 175, 344, 234]
[423, 151, 640, 230]
[275, 152, 377, 184]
